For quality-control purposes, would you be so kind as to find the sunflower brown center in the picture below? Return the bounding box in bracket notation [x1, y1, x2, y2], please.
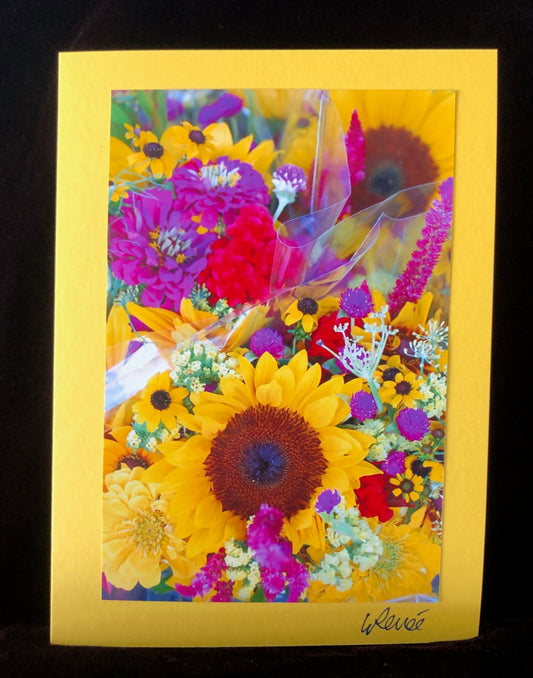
[150, 389, 172, 410]
[297, 297, 318, 315]
[189, 129, 207, 145]
[350, 125, 439, 214]
[204, 404, 327, 519]
[143, 142, 164, 159]
[120, 454, 151, 471]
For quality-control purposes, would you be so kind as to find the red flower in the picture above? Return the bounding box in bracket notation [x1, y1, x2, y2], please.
[198, 204, 276, 307]
[355, 474, 393, 522]
[307, 311, 349, 364]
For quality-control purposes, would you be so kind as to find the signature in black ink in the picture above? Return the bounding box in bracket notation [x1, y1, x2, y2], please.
[361, 607, 428, 636]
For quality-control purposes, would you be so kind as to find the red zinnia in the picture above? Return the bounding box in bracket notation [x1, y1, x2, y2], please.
[355, 474, 393, 522]
[198, 204, 276, 307]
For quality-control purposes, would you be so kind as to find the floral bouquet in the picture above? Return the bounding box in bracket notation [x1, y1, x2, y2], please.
[103, 88, 454, 603]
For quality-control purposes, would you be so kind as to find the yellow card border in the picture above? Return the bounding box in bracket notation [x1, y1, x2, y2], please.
[51, 49, 497, 646]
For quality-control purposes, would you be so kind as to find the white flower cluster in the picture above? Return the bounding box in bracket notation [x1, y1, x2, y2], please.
[406, 320, 448, 373]
[223, 538, 261, 602]
[170, 341, 240, 393]
[418, 371, 447, 419]
[356, 419, 418, 462]
[312, 501, 383, 591]
[126, 423, 183, 452]
[336, 306, 398, 382]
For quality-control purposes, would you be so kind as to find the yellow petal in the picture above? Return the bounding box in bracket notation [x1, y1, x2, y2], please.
[254, 351, 278, 389]
[256, 381, 283, 407]
[303, 395, 340, 429]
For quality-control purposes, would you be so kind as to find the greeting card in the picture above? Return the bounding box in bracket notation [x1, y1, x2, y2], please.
[51, 50, 497, 646]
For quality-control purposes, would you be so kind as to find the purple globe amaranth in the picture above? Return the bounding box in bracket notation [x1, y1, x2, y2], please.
[396, 407, 430, 441]
[339, 280, 373, 319]
[249, 328, 285, 359]
[350, 390, 378, 422]
[315, 488, 341, 514]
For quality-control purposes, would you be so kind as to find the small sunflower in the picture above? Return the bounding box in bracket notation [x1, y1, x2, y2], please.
[330, 89, 455, 213]
[103, 426, 161, 489]
[389, 467, 425, 503]
[144, 350, 379, 564]
[127, 129, 179, 178]
[132, 372, 189, 432]
[379, 370, 424, 409]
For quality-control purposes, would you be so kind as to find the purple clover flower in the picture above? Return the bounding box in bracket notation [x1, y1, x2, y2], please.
[198, 92, 243, 126]
[396, 407, 430, 441]
[315, 489, 341, 514]
[249, 328, 285, 359]
[379, 450, 406, 477]
[350, 390, 378, 422]
[340, 281, 373, 319]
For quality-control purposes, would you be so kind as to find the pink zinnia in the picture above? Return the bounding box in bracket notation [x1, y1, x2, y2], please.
[171, 156, 270, 230]
[388, 177, 453, 317]
[108, 188, 215, 311]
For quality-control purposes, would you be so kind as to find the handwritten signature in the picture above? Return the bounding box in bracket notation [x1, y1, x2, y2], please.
[361, 607, 428, 636]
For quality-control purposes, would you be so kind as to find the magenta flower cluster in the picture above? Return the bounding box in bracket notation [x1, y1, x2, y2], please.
[108, 188, 216, 311]
[388, 176, 453, 317]
[171, 156, 270, 231]
[247, 505, 309, 602]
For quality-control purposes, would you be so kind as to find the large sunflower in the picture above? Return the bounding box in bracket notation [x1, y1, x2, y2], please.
[144, 350, 379, 564]
[329, 90, 455, 214]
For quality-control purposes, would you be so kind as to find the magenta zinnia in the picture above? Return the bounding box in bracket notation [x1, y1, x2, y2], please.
[387, 177, 453, 317]
[108, 188, 216, 311]
[171, 156, 270, 231]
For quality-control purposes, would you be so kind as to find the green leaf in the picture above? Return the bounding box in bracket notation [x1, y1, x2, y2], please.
[330, 519, 357, 541]
[250, 585, 268, 602]
[321, 358, 343, 375]
[110, 102, 133, 140]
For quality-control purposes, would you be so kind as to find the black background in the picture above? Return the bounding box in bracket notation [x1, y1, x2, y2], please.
[2, 1, 532, 674]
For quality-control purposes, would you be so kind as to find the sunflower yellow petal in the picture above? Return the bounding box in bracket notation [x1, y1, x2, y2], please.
[256, 381, 283, 407]
[303, 395, 341, 428]
[254, 351, 278, 388]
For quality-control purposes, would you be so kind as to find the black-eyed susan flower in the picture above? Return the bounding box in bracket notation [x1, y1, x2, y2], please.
[127, 129, 179, 178]
[390, 467, 425, 503]
[143, 350, 379, 563]
[379, 370, 424, 410]
[132, 372, 189, 432]
[282, 297, 320, 333]
[166, 121, 232, 164]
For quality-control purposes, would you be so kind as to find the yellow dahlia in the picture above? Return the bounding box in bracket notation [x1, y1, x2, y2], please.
[348, 518, 441, 602]
[131, 371, 189, 432]
[103, 465, 192, 590]
[329, 89, 455, 213]
[144, 350, 379, 563]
